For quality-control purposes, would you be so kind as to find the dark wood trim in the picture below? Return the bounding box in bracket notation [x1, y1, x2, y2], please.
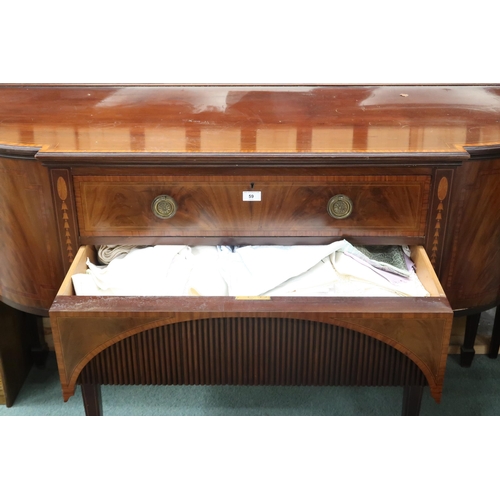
[0, 144, 40, 159]
[37, 151, 469, 167]
[0, 296, 49, 317]
[453, 303, 500, 317]
[465, 144, 500, 160]
[68, 165, 435, 177]
[79, 235, 426, 247]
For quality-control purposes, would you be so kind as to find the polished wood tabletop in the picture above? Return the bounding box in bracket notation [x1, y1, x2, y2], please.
[1, 85, 499, 156]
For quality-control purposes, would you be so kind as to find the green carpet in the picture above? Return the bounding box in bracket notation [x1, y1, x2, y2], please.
[1, 351, 499, 416]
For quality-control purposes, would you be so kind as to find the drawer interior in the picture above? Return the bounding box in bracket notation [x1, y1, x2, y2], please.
[56, 244, 446, 300]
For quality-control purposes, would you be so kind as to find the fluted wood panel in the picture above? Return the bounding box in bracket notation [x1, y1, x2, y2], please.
[78, 318, 426, 388]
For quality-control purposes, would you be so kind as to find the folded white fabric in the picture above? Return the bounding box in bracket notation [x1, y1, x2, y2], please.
[86, 245, 189, 296]
[265, 258, 339, 296]
[186, 246, 228, 296]
[71, 241, 430, 298]
[265, 251, 428, 297]
[73, 245, 229, 296]
[218, 240, 350, 296]
[72, 273, 114, 296]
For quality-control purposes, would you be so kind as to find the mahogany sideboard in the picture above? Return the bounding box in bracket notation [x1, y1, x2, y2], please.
[1, 84, 499, 415]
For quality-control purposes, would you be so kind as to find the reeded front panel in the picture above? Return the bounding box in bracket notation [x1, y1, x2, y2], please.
[74, 174, 430, 239]
[78, 318, 427, 388]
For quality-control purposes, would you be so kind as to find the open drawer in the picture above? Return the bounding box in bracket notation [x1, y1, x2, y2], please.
[49, 244, 453, 414]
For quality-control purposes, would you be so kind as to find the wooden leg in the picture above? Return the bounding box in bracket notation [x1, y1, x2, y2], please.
[460, 312, 481, 367]
[488, 308, 500, 359]
[402, 385, 424, 416]
[0, 302, 34, 407]
[30, 316, 49, 369]
[81, 383, 103, 416]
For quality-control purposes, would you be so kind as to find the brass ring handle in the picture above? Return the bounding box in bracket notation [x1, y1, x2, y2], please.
[152, 195, 177, 219]
[327, 194, 353, 219]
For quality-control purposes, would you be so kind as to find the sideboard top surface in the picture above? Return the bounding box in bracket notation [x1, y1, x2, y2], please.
[0, 85, 499, 156]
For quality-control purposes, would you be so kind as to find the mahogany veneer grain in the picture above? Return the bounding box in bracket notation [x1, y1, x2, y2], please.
[1, 84, 499, 411]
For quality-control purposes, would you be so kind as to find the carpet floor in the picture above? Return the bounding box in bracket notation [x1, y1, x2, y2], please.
[1, 350, 499, 416]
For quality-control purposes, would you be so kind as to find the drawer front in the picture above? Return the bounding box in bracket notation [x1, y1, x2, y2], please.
[74, 175, 431, 239]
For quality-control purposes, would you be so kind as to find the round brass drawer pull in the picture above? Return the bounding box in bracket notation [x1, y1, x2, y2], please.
[152, 195, 177, 219]
[327, 194, 353, 219]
